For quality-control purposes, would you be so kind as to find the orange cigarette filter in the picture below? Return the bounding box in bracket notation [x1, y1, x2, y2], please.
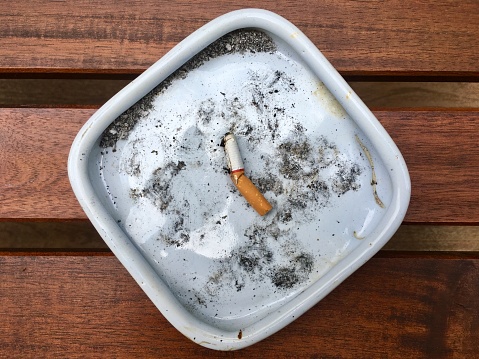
[231, 170, 273, 216]
[223, 133, 273, 216]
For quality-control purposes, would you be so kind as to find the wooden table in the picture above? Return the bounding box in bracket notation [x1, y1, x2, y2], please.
[1, 1, 478, 357]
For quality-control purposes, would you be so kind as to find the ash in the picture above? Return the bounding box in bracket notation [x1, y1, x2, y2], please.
[100, 30, 276, 148]
[98, 28, 365, 326]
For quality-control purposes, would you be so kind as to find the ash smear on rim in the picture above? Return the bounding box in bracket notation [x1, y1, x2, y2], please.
[100, 30, 276, 148]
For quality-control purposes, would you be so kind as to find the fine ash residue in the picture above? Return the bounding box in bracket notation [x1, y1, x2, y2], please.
[100, 29, 276, 148]
[130, 160, 187, 212]
[99, 29, 363, 313]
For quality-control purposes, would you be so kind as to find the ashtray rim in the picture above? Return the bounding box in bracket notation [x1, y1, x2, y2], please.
[68, 8, 411, 351]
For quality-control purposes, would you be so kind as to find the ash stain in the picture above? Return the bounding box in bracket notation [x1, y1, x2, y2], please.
[194, 292, 208, 308]
[142, 161, 187, 211]
[278, 210, 293, 223]
[318, 137, 338, 167]
[278, 140, 314, 180]
[241, 124, 253, 136]
[246, 70, 296, 141]
[251, 174, 284, 196]
[269, 253, 314, 289]
[289, 179, 330, 210]
[120, 138, 145, 177]
[317, 137, 363, 196]
[99, 28, 368, 315]
[206, 220, 315, 295]
[270, 267, 300, 289]
[160, 231, 190, 248]
[236, 238, 273, 273]
[100, 97, 153, 148]
[197, 99, 216, 125]
[332, 163, 361, 195]
[100, 29, 276, 149]
[246, 220, 293, 243]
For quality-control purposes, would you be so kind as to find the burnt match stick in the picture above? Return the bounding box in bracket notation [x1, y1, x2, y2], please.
[222, 132, 273, 216]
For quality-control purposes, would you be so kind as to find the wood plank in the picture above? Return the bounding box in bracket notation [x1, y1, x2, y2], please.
[3, 222, 479, 252]
[351, 82, 479, 109]
[1, 108, 479, 223]
[0, 252, 478, 357]
[386, 225, 479, 252]
[3, 80, 479, 108]
[0, 108, 89, 220]
[0, 222, 106, 249]
[1, 1, 478, 77]
[380, 109, 479, 224]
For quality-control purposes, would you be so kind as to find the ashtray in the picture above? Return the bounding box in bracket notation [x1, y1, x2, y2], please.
[68, 9, 410, 350]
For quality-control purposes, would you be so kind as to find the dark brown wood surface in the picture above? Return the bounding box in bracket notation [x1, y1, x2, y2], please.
[1, 1, 478, 78]
[0, 108, 87, 220]
[0, 252, 477, 358]
[1, 1, 479, 357]
[1, 108, 478, 223]
[384, 110, 479, 224]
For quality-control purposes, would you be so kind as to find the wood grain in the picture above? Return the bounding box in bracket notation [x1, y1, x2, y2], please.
[0, 252, 477, 357]
[3, 80, 479, 108]
[0, 222, 106, 249]
[350, 82, 479, 109]
[1, 1, 478, 77]
[1, 108, 479, 223]
[3, 221, 479, 251]
[0, 108, 89, 220]
[378, 110, 479, 224]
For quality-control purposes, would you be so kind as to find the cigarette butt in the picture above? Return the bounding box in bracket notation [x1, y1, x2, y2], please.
[223, 132, 272, 216]
[231, 170, 273, 216]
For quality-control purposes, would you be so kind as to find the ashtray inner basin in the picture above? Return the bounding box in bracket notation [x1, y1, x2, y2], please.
[88, 29, 392, 331]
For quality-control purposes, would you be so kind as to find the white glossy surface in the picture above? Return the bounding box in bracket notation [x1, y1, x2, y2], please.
[69, 9, 410, 350]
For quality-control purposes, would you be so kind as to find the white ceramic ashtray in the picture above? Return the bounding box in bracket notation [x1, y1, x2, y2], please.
[68, 9, 410, 350]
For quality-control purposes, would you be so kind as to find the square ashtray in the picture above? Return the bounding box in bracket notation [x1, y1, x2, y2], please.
[68, 9, 410, 350]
